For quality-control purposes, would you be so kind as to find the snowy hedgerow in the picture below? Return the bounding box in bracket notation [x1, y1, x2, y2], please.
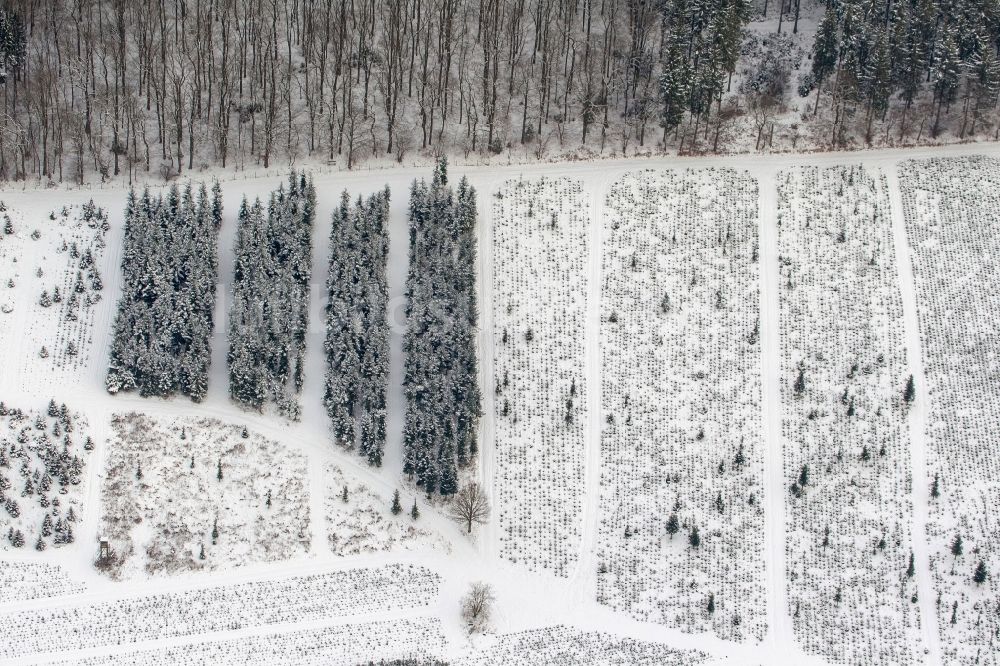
[324, 187, 390, 466]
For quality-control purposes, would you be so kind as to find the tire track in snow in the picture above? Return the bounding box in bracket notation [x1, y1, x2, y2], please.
[886, 163, 942, 666]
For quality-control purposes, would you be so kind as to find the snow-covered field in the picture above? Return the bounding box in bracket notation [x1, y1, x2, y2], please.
[491, 176, 590, 576]
[899, 156, 1000, 666]
[0, 564, 440, 661]
[53, 617, 449, 666]
[0, 560, 86, 603]
[597, 168, 765, 642]
[462, 625, 709, 665]
[0, 202, 109, 393]
[97, 414, 311, 579]
[324, 461, 449, 556]
[777, 166, 923, 664]
[1, 142, 999, 665]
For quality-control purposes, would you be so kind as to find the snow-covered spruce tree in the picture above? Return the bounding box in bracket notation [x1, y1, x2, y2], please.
[324, 187, 391, 466]
[403, 158, 481, 496]
[228, 170, 315, 419]
[106, 183, 220, 401]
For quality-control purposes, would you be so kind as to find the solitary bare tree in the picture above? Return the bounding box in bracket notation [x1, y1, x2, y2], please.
[460, 581, 495, 633]
[447, 482, 491, 534]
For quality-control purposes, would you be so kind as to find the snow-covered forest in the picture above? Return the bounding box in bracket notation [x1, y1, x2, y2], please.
[0, 0, 996, 183]
[324, 187, 391, 466]
[228, 171, 315, 418]
[403, 159, 481, 497]
[105, 183, 221, 400]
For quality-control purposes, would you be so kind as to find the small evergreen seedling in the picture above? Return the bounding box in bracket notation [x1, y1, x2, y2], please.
[212, 518, 219, 545]
[951, 533, 964, 558]
[974, 560, 988, 585]
[906, 552, 915, 578]
[689, 525, 701, 549]
[411, 499, 420, 520]
[217, 459, 223, 481]
[904, 374, 916, 403]
[199, 543, 206, 560]
[391, 489, 402, 515]
[794, 366, 806, 395]
[707, 593, 715, 615]
[666, 513, 680, 538]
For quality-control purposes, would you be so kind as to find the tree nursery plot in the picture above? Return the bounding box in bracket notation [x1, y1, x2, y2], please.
[106, 184, 221, 402]
[491, 176, 590, 576]
[777, 165, 922, 664]
[0, 201, 110, 393]
[0, 560, 86, 603]
[900, 156, 1000, 665]
[597, 168, 765, 642]
[324, 462, 449, 556]
[4, 139, 1000, 665]
[0, 399, 92, 554]
[97, 413, 310, 579]
[54, 618, 449, 666]
[229, 172, 316, 419]
[462, 625, 709, 665]
[0, 563, 440, 661]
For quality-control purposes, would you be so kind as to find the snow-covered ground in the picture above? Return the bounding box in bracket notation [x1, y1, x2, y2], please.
[777, 166, 923, 664]
[491, 176, 590, 577]
[1, 141, 999, 665]
[899, 156, 1000, 666]
[597, 168, 765, 642]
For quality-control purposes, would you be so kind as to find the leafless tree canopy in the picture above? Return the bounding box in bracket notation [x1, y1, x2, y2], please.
[0, 0, 995, 184]
[446, 482, 490, 534]
[460, 581, 495, 633]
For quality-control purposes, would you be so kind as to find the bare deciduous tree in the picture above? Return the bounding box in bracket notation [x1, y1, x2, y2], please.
[460, 581, 495, 633]
[446, 482, 491, 534]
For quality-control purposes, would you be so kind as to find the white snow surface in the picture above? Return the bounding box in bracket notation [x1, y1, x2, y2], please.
[1, 141, 999, 664]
